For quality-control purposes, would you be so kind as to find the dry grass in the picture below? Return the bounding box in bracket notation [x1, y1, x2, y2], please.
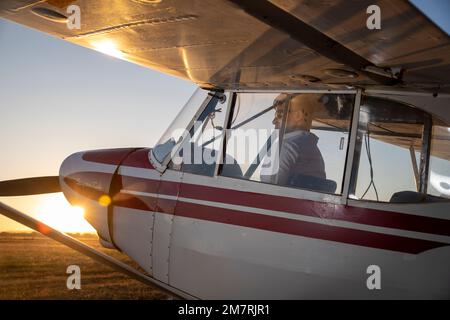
[0, 232, 173, 300]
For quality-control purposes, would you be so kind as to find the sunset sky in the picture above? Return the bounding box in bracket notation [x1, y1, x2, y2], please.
[0, 0, 449, 233]
[0, 19, 195, 232]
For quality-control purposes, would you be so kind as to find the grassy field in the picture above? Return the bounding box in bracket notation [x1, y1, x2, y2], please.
[0, 232, 173, 300]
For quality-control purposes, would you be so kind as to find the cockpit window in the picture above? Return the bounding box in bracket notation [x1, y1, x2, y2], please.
[349, 96, 432, 203]
[428, 122, 450, 199]
[219, 92, 354, 195]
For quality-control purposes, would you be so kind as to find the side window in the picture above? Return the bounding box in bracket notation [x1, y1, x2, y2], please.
[428, 121, 450, 200]
[349, 97, 430, 203]
[220, 92, 354, 195]
[170, 92, 229, 177]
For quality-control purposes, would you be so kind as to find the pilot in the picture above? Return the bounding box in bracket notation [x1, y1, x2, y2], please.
[260, 93, 326, 187]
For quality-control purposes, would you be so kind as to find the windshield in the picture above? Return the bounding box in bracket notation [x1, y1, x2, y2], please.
[152, 88, 209, 164]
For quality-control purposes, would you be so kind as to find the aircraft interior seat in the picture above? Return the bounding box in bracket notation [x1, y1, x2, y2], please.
[289, 174, 337, 194]
[389, 191, 448, 203]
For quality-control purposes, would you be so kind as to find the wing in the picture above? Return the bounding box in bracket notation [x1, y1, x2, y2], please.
[1, 0, 449, 91]
[0, 200, 192, 299]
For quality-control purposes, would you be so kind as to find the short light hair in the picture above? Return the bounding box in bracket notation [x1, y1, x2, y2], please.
[288, 94, 319, 129]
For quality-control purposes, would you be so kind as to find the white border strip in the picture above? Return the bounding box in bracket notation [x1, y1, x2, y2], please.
[121, 189, 450, 244]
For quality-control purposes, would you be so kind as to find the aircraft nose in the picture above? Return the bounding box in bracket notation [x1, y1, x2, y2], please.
[60, 153, 110, 202]
[59, 148, 136, 241]
[59, 151, 114, 240]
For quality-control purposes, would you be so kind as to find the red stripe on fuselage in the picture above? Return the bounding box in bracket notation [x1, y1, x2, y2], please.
[64, 170, 449, 253]
[178, 183, 450, 237]
[82, 148, 140, 166]
[175, 201, 446, 254]
[114, 191, 156, 211]
[111, 191, 446, 254]
[121, 148, 154, 169]
[65, 171, 450, 238]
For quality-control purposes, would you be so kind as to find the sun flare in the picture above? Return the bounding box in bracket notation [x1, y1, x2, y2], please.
[91, 40, 124, 59]
[34, 193, 95, 233]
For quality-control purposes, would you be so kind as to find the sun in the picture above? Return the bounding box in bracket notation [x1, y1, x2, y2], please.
[91, 40, 124, 59]
[34, 193, 95, 233]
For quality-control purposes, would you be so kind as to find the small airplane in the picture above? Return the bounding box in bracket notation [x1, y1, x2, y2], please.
[0, 0, 449, 299]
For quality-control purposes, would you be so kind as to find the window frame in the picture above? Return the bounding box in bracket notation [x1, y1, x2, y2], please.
[217, 89, 359, 202]
[160, 88, 440, 205]
[347, 93, 434, 204]
[427, 119, 450, 201]
[153, 91, 226, 172]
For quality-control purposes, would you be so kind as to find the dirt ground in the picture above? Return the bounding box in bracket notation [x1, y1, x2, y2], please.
[0, 232, 174, 300]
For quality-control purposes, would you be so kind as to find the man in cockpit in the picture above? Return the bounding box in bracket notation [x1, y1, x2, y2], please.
[260, 93, 326, 188]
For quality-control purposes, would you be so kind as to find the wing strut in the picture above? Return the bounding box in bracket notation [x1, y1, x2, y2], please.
[0, 201, 194, 300]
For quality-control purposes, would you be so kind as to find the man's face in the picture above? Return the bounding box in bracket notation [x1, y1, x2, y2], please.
[272, 94, 311, 131]
[272, 94, 288, 129]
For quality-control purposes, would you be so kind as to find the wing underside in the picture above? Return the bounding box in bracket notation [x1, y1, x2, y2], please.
[1, 0, 449, 92]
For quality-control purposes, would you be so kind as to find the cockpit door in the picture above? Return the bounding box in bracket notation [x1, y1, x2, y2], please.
[152, 169, 182, 284]
[150, 90, 226, 284]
